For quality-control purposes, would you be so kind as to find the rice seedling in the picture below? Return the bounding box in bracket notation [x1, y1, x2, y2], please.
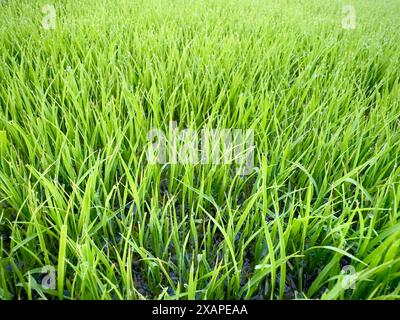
[0, 0, 399, 300]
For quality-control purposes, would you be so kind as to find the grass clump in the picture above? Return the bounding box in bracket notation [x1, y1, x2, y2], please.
[0, 0, 400, 300]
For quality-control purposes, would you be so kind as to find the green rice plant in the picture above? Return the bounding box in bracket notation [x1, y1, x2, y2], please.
[0, 0, 399, 300]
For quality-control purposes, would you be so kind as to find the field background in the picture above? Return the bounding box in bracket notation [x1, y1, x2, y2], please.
[0, 0, 400, 299]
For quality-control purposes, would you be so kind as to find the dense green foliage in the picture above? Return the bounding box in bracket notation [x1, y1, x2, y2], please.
[0, 0, 400, 299]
